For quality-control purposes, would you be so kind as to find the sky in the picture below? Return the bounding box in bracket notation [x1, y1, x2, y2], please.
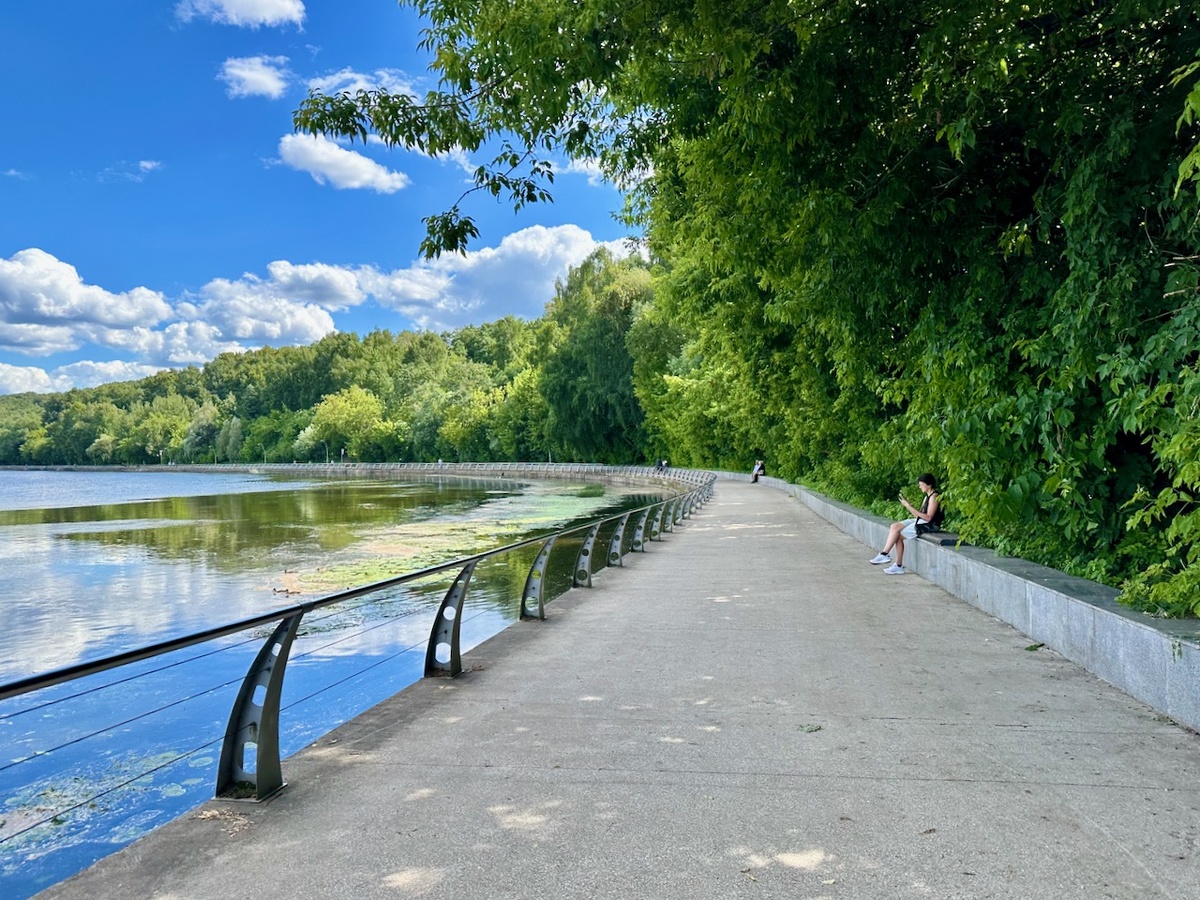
[0, 0, 632, 396]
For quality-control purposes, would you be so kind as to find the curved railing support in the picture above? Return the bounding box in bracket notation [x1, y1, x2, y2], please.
[608, 512, 631, 566]
[521, 536, 556, 620]
[1, 467, 719, 821]
[574, 523, 601, 587]
[425, 561, 477, 678]
[216, 612, 303, 801]
[631, 508, 651, 552]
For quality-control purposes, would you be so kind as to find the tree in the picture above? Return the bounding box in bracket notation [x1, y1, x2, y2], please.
[308, 386, 393, 461]
[294, 1, 1200, 614]
[0, 395, 44, 465]
[537, 250, 650, 462]
[215, 416, 244, 464]
[180, 401, 221, 463]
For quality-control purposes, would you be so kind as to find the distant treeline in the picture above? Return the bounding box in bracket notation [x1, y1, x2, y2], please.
[0, 250, 654, 470]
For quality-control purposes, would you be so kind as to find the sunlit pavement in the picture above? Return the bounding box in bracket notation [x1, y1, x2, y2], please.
[35, 481, 1200, 899]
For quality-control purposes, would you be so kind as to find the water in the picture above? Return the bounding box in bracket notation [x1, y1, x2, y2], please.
[0, 468, 662, 898]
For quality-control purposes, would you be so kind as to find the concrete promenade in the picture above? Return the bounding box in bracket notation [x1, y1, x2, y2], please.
[37, 481, 1200, 899]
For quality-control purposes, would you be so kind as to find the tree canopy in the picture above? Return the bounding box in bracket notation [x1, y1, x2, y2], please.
[4, 4, 1200, 617]
[292, 1, 1200, 616]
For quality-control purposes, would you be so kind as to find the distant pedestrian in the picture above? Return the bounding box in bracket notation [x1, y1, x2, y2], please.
[868, 473, 943, 575]
[751, 460, 764, 483]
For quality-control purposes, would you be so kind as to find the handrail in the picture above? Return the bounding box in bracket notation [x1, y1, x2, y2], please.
[1, 469, 715, 805]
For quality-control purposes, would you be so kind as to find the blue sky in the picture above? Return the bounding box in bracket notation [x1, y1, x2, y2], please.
[0, 0, 632, 395]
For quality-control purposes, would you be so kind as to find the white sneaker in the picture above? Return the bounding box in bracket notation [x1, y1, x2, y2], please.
[883, 564, 905, 575]
[869, 553, 891, 565]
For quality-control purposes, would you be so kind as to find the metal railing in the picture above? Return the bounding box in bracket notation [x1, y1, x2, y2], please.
[0, 471, 714, 810]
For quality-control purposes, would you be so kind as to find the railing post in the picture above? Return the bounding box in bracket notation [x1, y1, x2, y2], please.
[663, 498, 678, 531]
[574, 523, 601, 587]
[216, 611, 303, 801]
[631, 508, 651, 551]
[521, 536, 556, 620]
[425, 561, 477, 677]
[608, 512, 631, 566]
[651, 503, 666, 540]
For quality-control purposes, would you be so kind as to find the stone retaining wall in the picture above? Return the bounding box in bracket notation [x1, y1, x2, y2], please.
[727, 471, 1200, 733]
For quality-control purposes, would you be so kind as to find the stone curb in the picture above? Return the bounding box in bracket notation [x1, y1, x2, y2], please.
[729, 471, 1200, 733]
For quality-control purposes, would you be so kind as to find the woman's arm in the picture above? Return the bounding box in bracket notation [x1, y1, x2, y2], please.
[901, 494, 938, 522]
[920, 495, 939, 523]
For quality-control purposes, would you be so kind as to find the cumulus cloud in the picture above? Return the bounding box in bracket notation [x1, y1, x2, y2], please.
[0, 363, 73, 395]
[0, 322, 81, 357]
[0, 226, 628, 393]
[53, 360, 171, 389]
[360, 224, 631, 329]
[176, 0, 304, 28]
[307, 67, 418, 98]
[0, 249, 173, 345]
[220, 55, 291, 99]
[278, 134, 409, 193]
[0, 357, 177, 395]
[564, 157, 608, 187]
[186, 261, 354, 345]
[158, 321, 247, 365]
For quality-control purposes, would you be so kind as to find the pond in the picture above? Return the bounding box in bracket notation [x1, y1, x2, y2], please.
[0, 467, 666, 898]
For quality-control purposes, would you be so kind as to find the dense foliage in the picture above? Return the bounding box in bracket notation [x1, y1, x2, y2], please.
[8, 4, 1200, 615]
[292, 1, 1200, 616]
[0, 250, 651, 468]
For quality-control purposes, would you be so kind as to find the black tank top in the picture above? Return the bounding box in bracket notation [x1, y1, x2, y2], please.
[920, 493, 944, 528]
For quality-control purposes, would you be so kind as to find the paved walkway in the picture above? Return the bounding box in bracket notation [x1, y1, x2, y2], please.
[37, 482, 1200, 899]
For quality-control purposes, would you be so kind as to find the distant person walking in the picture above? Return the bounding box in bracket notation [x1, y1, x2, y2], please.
[868, 473, 943, 575]
[751, 460, 765, 483]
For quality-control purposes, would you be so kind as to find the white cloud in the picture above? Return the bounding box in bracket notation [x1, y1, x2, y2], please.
[0, 227, 630, 394]
[0, 322, 81, 357]
[189, 262, 348, 345]
[360, 224, 631, 329]
[565, 157, 608, 187]
[159, 321, 247, 365]
[176, 0, 304, 28]
[0, 356, 185, 395]
[0, 363, 73, 394]
[278, 134, 409, 193]
[98, 160, 163, 183]
[3, 169, 29, 180]
[220, 56, 291, 99]
[54, 360, 171, 389]
[307, 67, 417, 98]
[0, 249, 173, 351]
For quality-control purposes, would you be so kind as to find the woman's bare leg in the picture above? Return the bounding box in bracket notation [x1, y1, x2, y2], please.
[882, 521, 904, 554]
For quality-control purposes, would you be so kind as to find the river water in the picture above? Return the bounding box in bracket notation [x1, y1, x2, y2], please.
[0, 468, 663, 898]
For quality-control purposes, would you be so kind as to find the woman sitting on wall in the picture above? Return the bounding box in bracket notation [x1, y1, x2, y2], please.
[868, 473, 943, 575]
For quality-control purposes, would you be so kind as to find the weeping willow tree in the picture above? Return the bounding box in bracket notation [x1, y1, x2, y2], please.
[296, 1, 1200, 615]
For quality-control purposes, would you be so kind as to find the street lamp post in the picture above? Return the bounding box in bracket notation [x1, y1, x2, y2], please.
[340, 447, 346, 465]
[159, 449, 164, 465]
